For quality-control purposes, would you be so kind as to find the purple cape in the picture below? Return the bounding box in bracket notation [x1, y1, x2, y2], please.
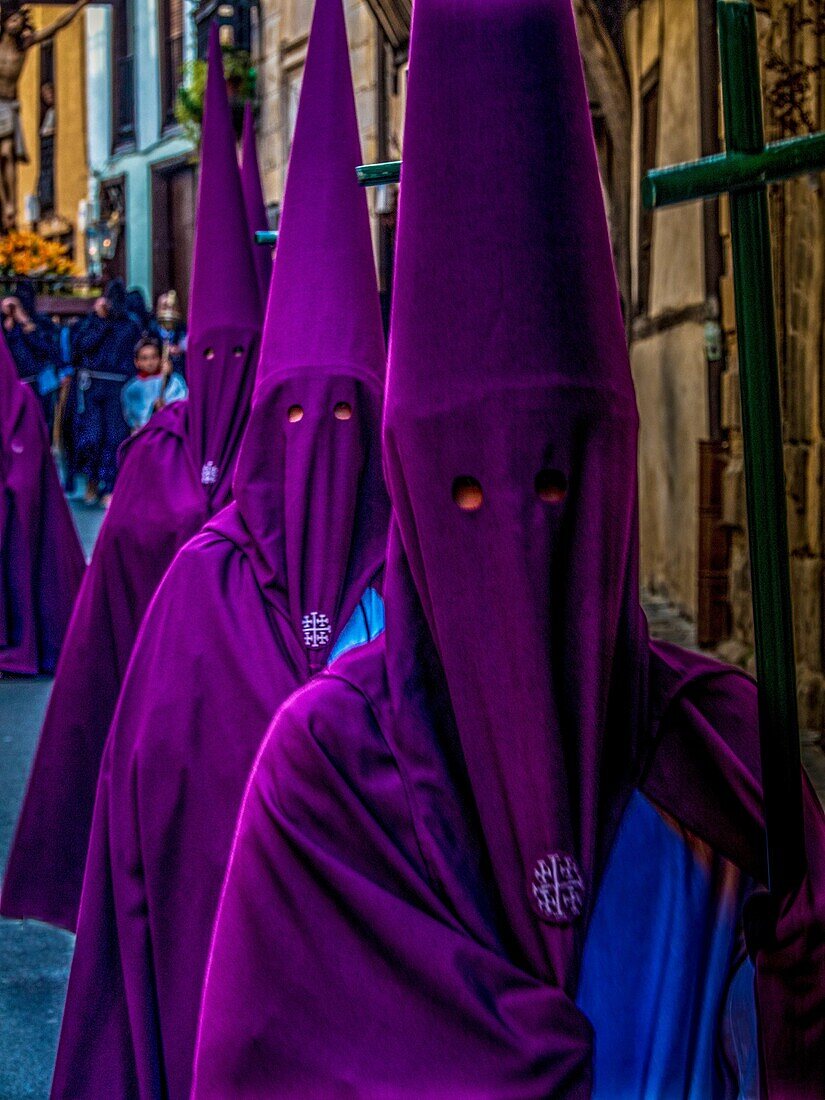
[191, 556, 825, 1097]
[52, 2, 388, 1094]
[193, 0, 824, 1093]
[1, 27, 261, 932]
[0, 335, 84, 674]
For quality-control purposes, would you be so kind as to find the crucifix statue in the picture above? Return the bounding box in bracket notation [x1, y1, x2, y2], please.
[0, 0, 91, 232]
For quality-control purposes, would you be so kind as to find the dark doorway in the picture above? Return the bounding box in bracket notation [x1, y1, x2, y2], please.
[151, 157, 196, 317]
[100, 176, 127, 285]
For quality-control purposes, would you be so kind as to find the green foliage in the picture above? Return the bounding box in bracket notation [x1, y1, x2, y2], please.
[174, 46, 257, 146]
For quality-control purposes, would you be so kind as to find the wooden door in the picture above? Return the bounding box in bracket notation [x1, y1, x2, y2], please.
[151, 157, 196, 316]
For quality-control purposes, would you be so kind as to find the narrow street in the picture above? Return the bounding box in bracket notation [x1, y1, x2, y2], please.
[1, 521, 824, 1098]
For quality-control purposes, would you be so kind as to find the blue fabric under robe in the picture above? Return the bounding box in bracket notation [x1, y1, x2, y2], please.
[330, 586, 385, 662]
[577, 790, 759, 1100]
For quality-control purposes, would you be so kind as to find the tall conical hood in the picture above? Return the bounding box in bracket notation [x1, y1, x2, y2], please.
[386, 0, 631, 415]
[255, 0, 385, 391]
[383, 0, 648, 994]
[233, 0, 388, 675]
[186, 22, 262, 508]
[240, 104, 273, 308]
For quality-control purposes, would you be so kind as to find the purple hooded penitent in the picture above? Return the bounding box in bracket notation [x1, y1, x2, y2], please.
[0, 335, 84, 675]
[240, 103, 273, 306]
[0, 24, 261, 933]
[51, 2, 387, 1096]
[192, 0, 825, 1096]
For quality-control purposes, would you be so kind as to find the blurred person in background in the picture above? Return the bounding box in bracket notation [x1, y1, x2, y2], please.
[150, 289, 186, 378]
[2, 275, 59, 430]
[72, 278, 140, 507]
[121, 335, 186, 432]
[125, 286, 152, 335]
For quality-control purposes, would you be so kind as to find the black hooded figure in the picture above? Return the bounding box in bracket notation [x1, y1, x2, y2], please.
[72, 279, 141, 501]
[2, 276, 59, 429]
[125, 287, 152, 335]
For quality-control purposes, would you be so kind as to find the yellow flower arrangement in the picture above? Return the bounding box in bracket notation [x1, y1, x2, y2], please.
[0, 229, 77, 278]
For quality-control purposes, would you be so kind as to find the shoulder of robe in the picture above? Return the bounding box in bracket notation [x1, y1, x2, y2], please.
[643, 640, 761, 813]
[119, 399, 188, 465]
[286, 639, 389, 755]
[256, 640, 395, 811]
[648, 638, 756, 742]
[248, 659, 432, 880]
[157, 526, 248, 603]
[125, 527, 252, 661]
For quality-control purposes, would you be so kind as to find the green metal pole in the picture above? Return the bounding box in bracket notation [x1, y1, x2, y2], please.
[719, 0, 805, 894]
[356, 161, 401, 187]
[643, 131, 825, 209]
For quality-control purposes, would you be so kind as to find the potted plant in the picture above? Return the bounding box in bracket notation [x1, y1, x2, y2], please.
[175, 44, 257, 145]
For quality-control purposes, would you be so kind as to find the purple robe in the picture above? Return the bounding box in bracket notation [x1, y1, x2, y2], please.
[52, 12, 388, 1098]
[1, 31, 261, 932]
[0, 333, 84, 675]
[193, 0, 824, 1094]
[191, 568, 825, 1097]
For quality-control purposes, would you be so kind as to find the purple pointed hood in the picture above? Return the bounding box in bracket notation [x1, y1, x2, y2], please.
[240, 104, 273, 306]
[186, 23, 262, 506]
[232, 0, 387, 674]
[383, 0, 649, 991]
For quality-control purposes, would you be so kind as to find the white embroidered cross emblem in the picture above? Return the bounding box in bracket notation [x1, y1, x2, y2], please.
[201, 461, 219, 486]
[302, 612, 331, 649]
[531, 853, 585, 924]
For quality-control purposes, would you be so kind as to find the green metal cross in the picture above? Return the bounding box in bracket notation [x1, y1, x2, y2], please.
[355, 0, 820, 896]
[645, 0, 824, 895]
